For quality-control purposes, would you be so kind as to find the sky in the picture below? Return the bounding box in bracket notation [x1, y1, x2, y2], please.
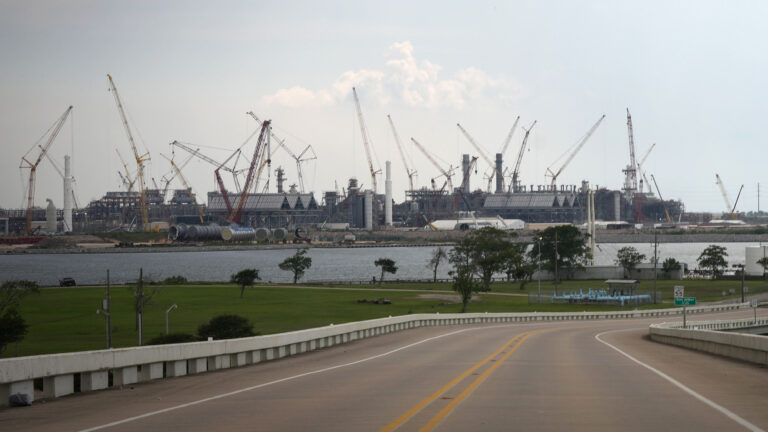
[1, 0, 767, 214]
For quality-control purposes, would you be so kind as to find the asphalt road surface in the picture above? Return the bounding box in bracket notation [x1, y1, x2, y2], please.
[1, 310, 766, 431]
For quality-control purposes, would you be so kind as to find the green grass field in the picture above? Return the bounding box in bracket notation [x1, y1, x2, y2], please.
[7, 278, 767, 358]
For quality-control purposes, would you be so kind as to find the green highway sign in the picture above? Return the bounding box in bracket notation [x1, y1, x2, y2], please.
[675, 297, 696, 306]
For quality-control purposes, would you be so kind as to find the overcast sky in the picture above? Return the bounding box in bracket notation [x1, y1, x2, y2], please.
[2, 1, 766, 214]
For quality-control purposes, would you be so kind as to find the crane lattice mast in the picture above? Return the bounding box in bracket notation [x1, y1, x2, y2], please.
[410, 137, 454, 191]
[546, 115, 606, 189]
[162, 153, 205, 224]
[107, 74, 150, 229]
[386, 114, 417, 192]
[624, 108, 639, 199]
[228, 120, 271, 223]
[510, 120, 537, 193]
[352, 87, 380, 194]
[457, 123, 504, 192]
[636, 143, 656, 194]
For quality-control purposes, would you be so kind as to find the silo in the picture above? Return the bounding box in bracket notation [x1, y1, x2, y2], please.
[45, 199, 57, 233]
[63, 155, 73, 232]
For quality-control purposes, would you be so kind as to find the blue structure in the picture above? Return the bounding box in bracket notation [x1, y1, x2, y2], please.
[552, 280, 652, 306]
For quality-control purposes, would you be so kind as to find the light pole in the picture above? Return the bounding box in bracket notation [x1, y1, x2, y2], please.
[537, 236, 542, 304]
[165, 304, 178, 335]
[732, 264, 745, 303]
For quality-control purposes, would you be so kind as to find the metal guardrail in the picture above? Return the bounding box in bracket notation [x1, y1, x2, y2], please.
[0, 302, 747, 408]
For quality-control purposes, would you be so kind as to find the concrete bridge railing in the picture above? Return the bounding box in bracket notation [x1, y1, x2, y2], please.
[649, 316, 768, 366]
[0, 302, 747, 407]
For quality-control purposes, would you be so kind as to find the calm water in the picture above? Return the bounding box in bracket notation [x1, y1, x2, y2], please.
[0, 242, 760, 285]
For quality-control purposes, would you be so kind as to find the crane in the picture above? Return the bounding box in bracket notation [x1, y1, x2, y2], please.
[171, 141, 245, 193]
[636, 143, 656, 194]
[546, 114, 606, 189]
[455, 156, 478, 212]
[115, 149, 137, 192]
[650, 174, 673, 223]
[161, 153, 205, 224]
[510, 120, 537, 193]
[246, 112, 317, 193]
[19, 105, 73, 233]
[410, 137, 455, 191]
[457, 123, 504, 192]
[386, 114, 417, 192]
[352, 87, 381, 193]
[498, 116, 521, 159]
[715, 174, 743, 220]
[228, 120, 271, 224]
[107, 74, 150, 230]
[624, 108, 638, 199]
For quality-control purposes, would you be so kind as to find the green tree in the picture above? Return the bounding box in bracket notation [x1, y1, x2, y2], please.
[697, 245, 728, 279]
[197, 314, 256, 340]
[662, 257, 682, 277]
[230, 268, 261, 298]
[529, 225, 590, 286]
[615, 246, 646, 278]
[0, 309, 28, 357]
[427, 247, 448, 283]
[0, 280, 40, 316]
[504, 243, 535, 290]
[449, 263, 482, 313]
[374, 258, 398, 284]
[278, 249, 312, 284]
[757, 257, 768, 280]
[453, 227, 516, 291]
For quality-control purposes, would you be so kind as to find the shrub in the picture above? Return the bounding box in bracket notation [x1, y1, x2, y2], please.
[146, 333, 199, 345]
[162, 275, 188, 285]
[197, 314, 257, 340]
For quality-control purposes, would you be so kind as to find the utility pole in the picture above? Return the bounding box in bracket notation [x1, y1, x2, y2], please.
[106, 270, 112, 348]
[554, 231, 559, 296]
[653, 231, 658, 304]
[138, 268, 144, 346]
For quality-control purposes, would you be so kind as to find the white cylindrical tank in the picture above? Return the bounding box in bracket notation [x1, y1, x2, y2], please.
[221, 226, 256, 242]
[745, 246, 768, 276]
[385, 161, 392, 226]
[365, 190, 373, 230]
[63, 155, 73, 232]
[45, 199, 57, 233]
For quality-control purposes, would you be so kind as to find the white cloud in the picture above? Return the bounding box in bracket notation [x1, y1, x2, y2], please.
[261, 41, 522, 109]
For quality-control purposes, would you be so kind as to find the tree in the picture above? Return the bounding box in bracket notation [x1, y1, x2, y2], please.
[528, 226, 590, 286]
[0, 280, 40, 316]
[427, 247, 448, 283]
[449, 263, 482, 313]
[454, 227, 516, 291]
[374, 258, 398, 284]
[662, 257, 682, 277]
[197, 314, 256, 340]
[0, 309, 28, 357]
[757, 257, 768, 280]
[230, 268, 260, 298]
[615, 246, 646, 278]
[697, 245, 728, 279]
[278, 249, 312, 284]
[504, 243, 535, 290]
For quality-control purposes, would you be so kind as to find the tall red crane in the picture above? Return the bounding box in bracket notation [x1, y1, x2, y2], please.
[19, 105, 73, 233]
[228, 120, 271, 224]
[352, 87, 381, 193]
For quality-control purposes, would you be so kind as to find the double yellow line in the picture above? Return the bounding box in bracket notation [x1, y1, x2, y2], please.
[380, 328, 552, 432]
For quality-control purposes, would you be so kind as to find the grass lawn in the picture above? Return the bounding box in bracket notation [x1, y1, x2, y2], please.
[7, 278, 767, 358]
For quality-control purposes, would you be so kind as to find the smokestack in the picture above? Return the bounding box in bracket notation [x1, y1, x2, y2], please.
[276, 167, 285, 194]
[365, 190, 373, 230]
[614, 191, 621, 221]
[385, 161, 393, 226]
[495, 153, 503, 193]
[461, 154, 470, 194]
[63, 155, 73, 232]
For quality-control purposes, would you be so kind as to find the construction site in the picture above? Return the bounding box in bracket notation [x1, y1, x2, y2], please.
[3, 78, 755, 244]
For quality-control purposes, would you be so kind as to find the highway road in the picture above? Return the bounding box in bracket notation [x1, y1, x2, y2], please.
[1, 310, 766, 431]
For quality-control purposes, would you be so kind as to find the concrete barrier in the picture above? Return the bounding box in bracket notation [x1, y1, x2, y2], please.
[649, 317, 768, 366]
[0, 302, 747, 407]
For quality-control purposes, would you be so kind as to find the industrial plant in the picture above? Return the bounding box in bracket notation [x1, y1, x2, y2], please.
[2, 77, 750, 243]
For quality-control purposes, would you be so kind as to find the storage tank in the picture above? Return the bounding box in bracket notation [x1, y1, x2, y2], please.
[255, 227, 272, 242]
[221, 226, 256, 242]
[168, 223, 189, 241]
[45, 199, 57, 233]
[272, 227, 288, 242]
[187, 224, 222, 241]
[364, 190, 373, 230]
[745, 246, 768, 276]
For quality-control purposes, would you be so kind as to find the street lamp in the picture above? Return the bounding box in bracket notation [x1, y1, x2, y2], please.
[732, 264, 745, 303]
[165, 304, 178, 335]
[537, 237, 542, 304]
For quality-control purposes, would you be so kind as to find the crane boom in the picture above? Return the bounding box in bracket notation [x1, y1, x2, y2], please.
[352, 87, 380, 193]
[228, 120, 270, 223]
[457, 123, 503, 191]
[511, 120, 537, 193]
[715, 174, 732, 214]
[19, 105, 73, 233]
[162, 153, 205, 224]
[731, 185, 744, 220]
[547, 114, 606, 188]
[637, 143, 656, 193]
[387, 114, 417, 192]
[650, 174, 672, 223]
[410, 137, 454, 191]
[107, 74, 150, 229]
[499, 116, 521, 157]
[625, 108, 638, 194]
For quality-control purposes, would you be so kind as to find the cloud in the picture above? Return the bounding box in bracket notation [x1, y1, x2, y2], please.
[261, 41, 522, 109]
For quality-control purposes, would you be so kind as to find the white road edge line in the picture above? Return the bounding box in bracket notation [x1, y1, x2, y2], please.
[79, 324, 518, 432]
[595, 329, 764, 432]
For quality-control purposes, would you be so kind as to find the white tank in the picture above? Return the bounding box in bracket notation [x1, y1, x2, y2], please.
[745, 246, 768, 276]
[63, 155, 73, 232]
[45, 199, 57, 233]
[385, 161, 393, 226]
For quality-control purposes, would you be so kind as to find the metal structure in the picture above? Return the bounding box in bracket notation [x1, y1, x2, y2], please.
[107, 74, 150, 229]
[546, 115, 606, 189]
[386, 114, 417, 192]
[247, 112, 317, 193]
[456, 123, 504, 193]
[650, 174, 673, 223]
[410, 137, 455, 191]
[162, 153, 204, 224]
[19, 105, 73, 233]
[170, 141, 244, 193]
[623, 108, 639, 200]
[352, 87, 380, 193]
[228, 120, 271, 224]
[715, 173, 744, 219]
[636, 143, 656, 194]
[510, 120, 537, 193]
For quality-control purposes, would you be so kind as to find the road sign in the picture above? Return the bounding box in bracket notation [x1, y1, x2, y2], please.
[674, 297, 696, 306]
[673, 286, 684, 299]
